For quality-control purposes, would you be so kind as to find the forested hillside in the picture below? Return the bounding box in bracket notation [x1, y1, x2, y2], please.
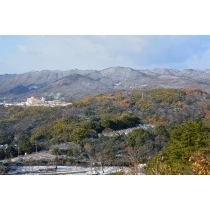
[145, 120, 210, 175]
[0, 88, 210, 174]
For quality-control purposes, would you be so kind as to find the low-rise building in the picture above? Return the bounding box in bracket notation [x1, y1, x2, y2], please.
[2, 96, 72, 107]
[26, 96, 44, 106]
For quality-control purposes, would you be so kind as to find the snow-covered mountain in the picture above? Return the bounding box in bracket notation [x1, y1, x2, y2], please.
[1, 66, 210, 102]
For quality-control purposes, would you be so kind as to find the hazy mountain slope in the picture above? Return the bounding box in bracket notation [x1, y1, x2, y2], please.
[0, 66, 210, 102]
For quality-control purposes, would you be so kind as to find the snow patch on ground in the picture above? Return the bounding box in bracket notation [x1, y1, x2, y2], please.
[6, 165, 144, 175]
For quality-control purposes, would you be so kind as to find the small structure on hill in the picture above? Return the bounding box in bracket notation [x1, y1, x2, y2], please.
[26, 96, 44, 106]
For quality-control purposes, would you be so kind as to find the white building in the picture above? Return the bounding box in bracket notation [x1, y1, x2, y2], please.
[26, 96, 44, 106]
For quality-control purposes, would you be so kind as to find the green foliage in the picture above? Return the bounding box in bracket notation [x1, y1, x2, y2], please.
[51, 119, 69, 136]
[67, 149, 74, 157]
[147, 88, 186, 104]
[5, 145, 18, 158]
[126, 129, 150, 147]
[101, 112, 140, 131]
[136, 99, 154, 109]
[70, 127, 97, 145]
[125, 128, 153, 167]
[0, 148, 6, 160]
[51, 147, 61, 156]
[20, 139, 34, 154]
[0, 88, 210, 171]
[145, 119, 210, 174]
[107, 170, 125, 175]
[30, 128, 52, 143]
[81, 119, 103, 133]
[154, 125, 169, 137]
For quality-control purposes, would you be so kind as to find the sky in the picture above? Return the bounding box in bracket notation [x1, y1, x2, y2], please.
[1, 35, 210, 74]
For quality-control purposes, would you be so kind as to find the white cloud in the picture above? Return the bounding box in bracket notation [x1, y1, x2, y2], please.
[18, 44, 40, 54]
[14, 36, 146, 70]
[2, 35, 210, 74]
[18, 44, 30, 52]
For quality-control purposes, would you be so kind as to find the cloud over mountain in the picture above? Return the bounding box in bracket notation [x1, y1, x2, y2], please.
[1, 36, 210, 74]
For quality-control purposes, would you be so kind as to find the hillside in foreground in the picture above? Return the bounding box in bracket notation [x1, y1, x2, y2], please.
[0, 88, 210, 174]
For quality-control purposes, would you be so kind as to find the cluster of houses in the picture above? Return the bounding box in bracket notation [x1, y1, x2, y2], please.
[2, 96, 72, 107]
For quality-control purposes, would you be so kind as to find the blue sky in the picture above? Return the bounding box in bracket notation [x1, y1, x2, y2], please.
[1, 35, 210, 74]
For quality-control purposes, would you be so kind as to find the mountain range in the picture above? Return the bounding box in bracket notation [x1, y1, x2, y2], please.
[1, 66, 210, 102]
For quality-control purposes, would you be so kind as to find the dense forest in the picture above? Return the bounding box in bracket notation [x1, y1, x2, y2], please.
[0, 88, 210, 174]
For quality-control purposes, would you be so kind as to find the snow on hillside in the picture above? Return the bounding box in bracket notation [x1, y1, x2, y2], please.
[6, 165, 142, 175]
